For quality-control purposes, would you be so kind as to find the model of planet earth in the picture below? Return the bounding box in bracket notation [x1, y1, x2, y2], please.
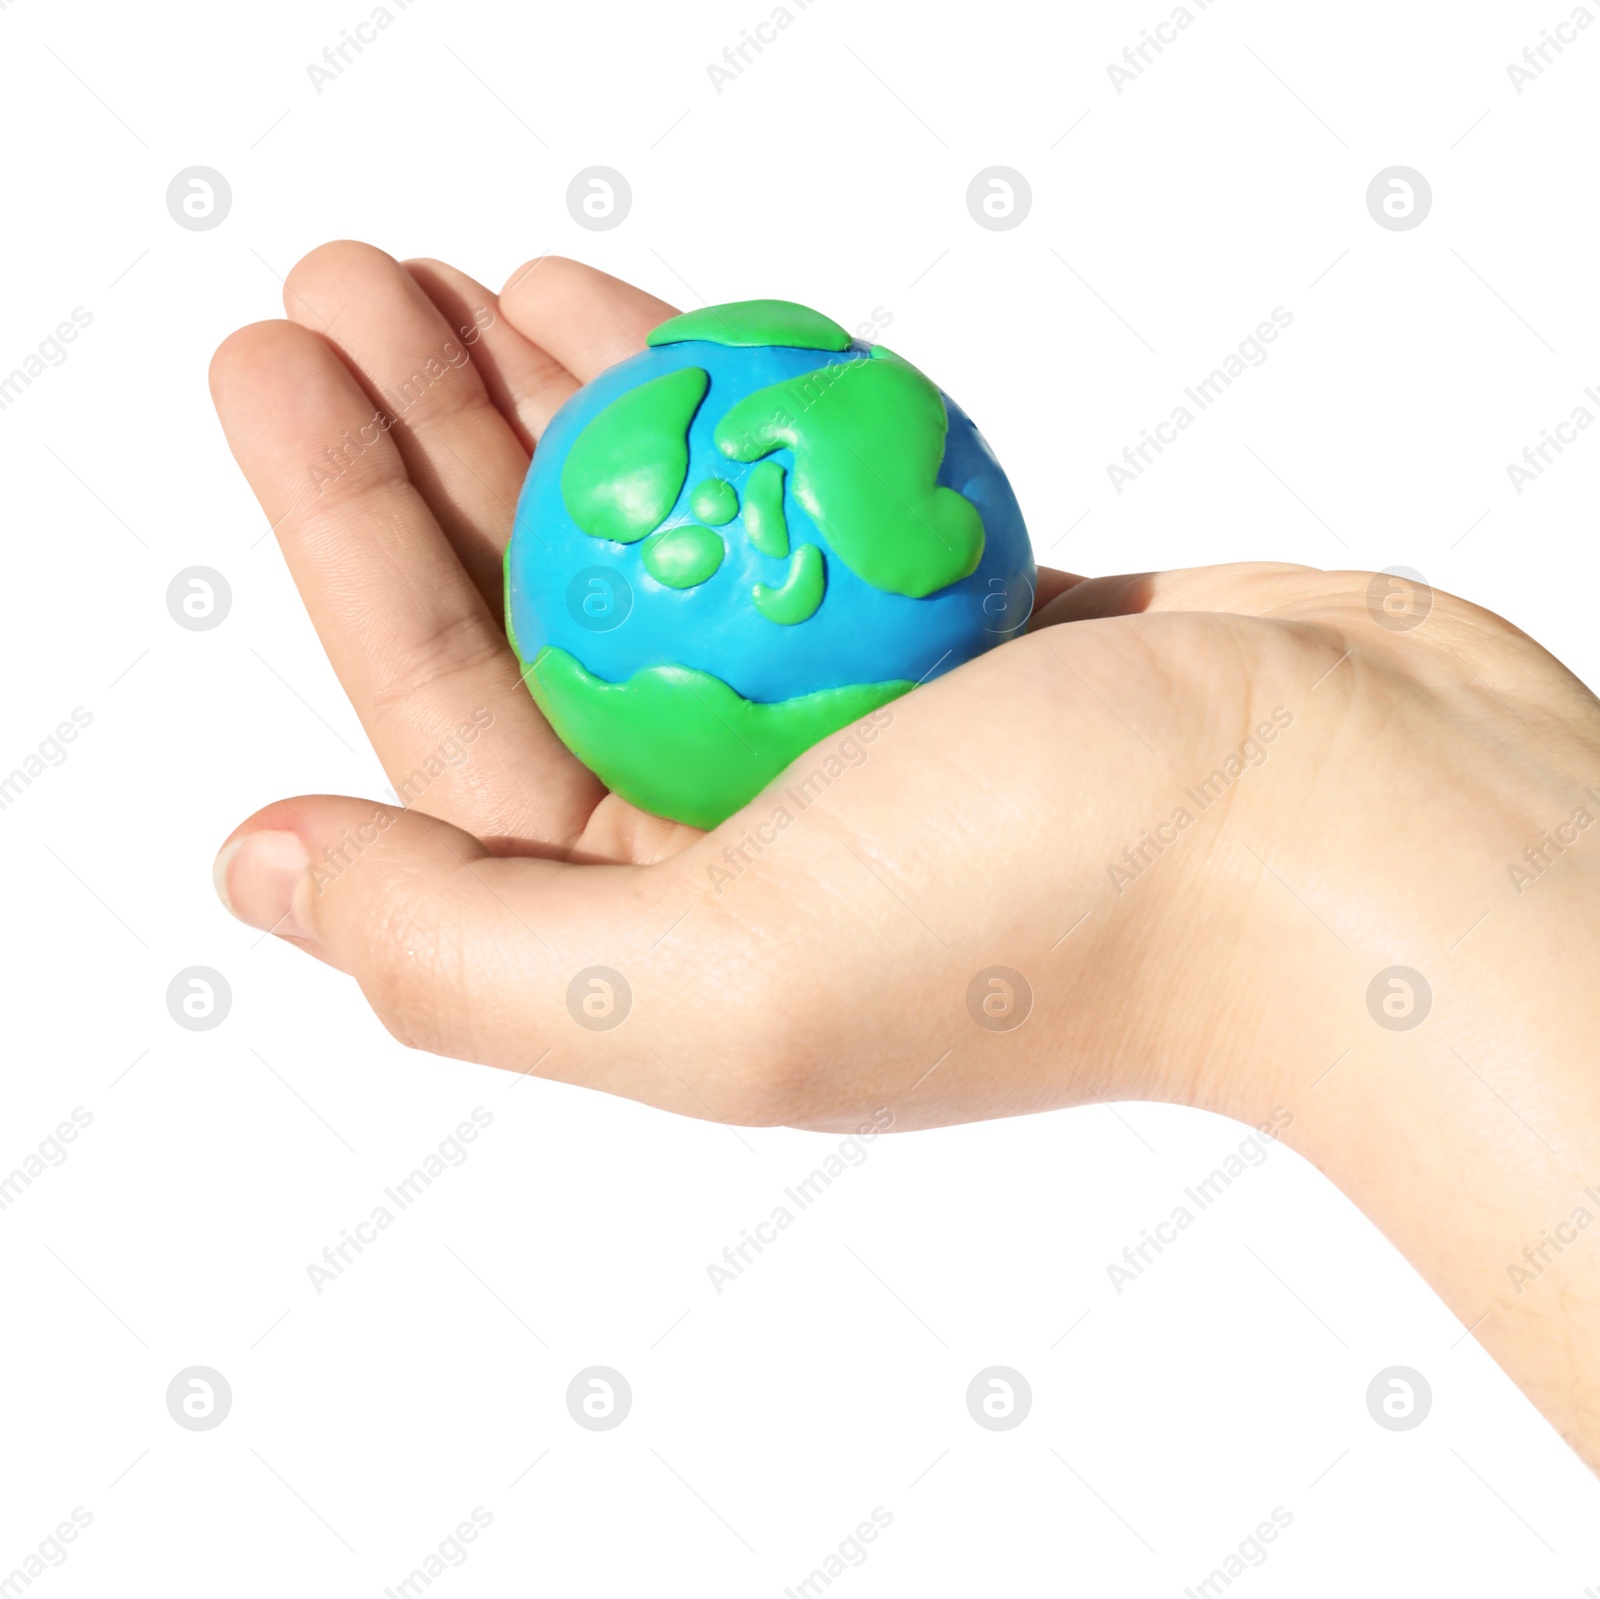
[504, 299, 1035, 829]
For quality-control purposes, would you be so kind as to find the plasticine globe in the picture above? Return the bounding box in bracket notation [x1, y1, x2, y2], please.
[504, 299, 1035, 828]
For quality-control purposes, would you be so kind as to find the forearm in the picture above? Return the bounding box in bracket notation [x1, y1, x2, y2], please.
[1236, 869, 1600, 1468]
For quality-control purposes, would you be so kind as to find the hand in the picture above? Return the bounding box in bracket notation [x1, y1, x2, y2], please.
[210, 243, 1600, 1467]
[206, 238, 1088, 1117]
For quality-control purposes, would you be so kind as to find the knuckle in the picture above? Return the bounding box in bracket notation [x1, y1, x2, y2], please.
[654, 885, 833, 1127]
[355, 875, 467, 1055]
[385, 353, 487, 439]
[365, 611, 507, 719]
[702, 961, 816, 1127]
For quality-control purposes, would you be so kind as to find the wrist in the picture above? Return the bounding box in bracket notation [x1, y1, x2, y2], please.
[1256, 852, 1600, 1467]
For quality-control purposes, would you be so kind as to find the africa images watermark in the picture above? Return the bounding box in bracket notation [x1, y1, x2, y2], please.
[1505, 1182, 1600, 1295]
[706, 0, 817, 93]
[714, 345, 869, 465]
[1106, 1107, 1294, 1294]
[783, 1507, 894, 1599]
[1107, 308, 1294, 493]
[0, 307, 93, 414]
[309, 711, 494, 894]
[1183, 1507, 1294, 1599]
[1107, 708, 1294, 894]
[0, 707, 93, 815]
[306, 0, 420, 93]
[1507, 5, 1594, 94]
[383, 1506, 493, 1599]
[307, 310, 495, 494]
[1504, 385, 1600, 494]
[0, 1508, 94, 1595]
[706, 706, 895, 895]
[382, 709, 496, 809]
[0, 1108, 94, 1215]
[706, 1108, 895, 1294]
[1106, 0, 1220, 94]
[1505, 787, 1600, 893]
[305, 1108, 493, 1293]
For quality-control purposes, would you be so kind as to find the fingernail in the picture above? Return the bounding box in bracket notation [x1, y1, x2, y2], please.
[213, 830, 313, 941]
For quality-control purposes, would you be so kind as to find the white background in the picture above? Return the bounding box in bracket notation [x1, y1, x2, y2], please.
[3, 0, 1600, 1592]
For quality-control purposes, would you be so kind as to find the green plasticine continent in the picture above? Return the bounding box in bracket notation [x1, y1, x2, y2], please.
[689, 478, 738, 525]
[560, 366, 709, 544]
[753, 543, 825, 625]
[742, 461, 789, 557]
[713, 347, 985, 599]
[647, 299, 853, 352]
[521, 646, 910, 830]
[503, 541, 519, 657]
[642, 524, 725, 589]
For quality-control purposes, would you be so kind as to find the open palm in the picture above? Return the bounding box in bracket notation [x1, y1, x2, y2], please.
[211, 242, 1594, 1138]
